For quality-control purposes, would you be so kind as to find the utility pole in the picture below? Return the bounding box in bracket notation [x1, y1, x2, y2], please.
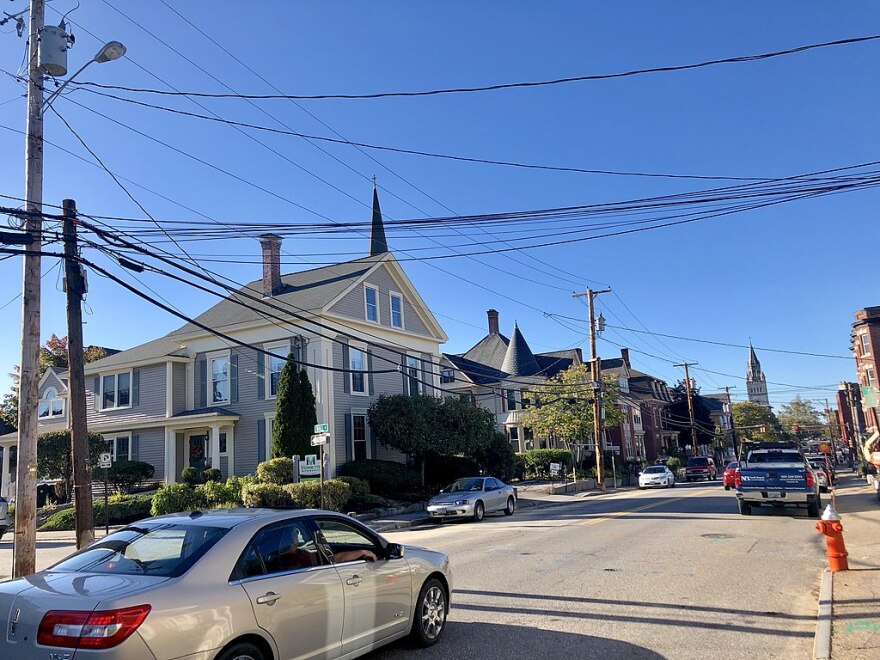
[63, 199, 95, 549]
[13, 0, 45, 579]
[823, 399, 838, 466]
[674, 362, 698, 457]
[573, 287, 611, 490]
[722, 385, 739, 459]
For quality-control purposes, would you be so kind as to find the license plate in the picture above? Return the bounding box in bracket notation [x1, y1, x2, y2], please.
[437, 508, 447, 514]
[766, 491, 783, 499]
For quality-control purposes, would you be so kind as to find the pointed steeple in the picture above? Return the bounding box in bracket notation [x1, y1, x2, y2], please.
[501, 322, 540, 376]
[369, 178, 388, 257]
[747, 342, 762, 379]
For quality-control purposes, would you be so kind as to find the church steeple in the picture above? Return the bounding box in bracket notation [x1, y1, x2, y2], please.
[369, 178, 388, 257]
[746, 343, 770, 408]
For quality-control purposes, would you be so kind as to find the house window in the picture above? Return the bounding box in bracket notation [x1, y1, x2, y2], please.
[634, 413, 642, 426]
[109, 434, 131, 462]
[350, 347, 366, 394]
[390, 293, 403, 329]
[266, 344, 287, 398]
[364, 285, 379, 323]
[405, 356, 420, 395]
[509, 426, 519, 441]
[38, 387, 64, 419]
[860, 333, 870, 355]
[219, 432, 227, 455]
[352, 414, 368, 460]
[441, 368, 455, 384]
[867, 366, 877, 388]
[101, 371, 131, 410]
[506, 389, 517, 411]
[210, 355, 230, 404]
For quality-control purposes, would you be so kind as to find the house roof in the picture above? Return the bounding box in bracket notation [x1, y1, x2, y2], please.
[501, 323, 540, 376]
[444, 354, 508, 385]
[172, 407, 240, 419]
[85, 336, 191, 372]
[461, 332, 510, 370]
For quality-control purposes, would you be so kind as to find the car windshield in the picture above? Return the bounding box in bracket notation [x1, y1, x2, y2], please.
[746, 451, 804, 465]
[644, 466, 666, 474]
[449, 478, 484, 492]
[687, 458, 709, 466]
[49, 523, 227, 578]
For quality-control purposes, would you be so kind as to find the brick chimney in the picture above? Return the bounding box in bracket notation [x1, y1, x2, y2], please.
[487, 309, 500, 335]
[259, 233, 283, 297]
[620, 347, 631, 368]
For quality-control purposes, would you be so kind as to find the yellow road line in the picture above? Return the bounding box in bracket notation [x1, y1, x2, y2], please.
[578, 487, 710, 526]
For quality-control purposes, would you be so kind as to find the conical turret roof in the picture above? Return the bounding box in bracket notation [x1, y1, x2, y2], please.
[501, 322, 540, 376]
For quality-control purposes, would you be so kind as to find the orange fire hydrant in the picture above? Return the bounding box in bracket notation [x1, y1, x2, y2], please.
[815, 505, 849, 572]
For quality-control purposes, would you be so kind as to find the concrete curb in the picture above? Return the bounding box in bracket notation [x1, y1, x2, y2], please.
[813, 568, 833, 660]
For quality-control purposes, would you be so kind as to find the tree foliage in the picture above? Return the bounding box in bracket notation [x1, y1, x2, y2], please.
[38, 430, 105, 501]
[519, 364, 622, 447]
[272, 355, 317, 458]
[777, 395, 824, 435]
[732, 401, 781, 442]
[667, 381, 715, 448]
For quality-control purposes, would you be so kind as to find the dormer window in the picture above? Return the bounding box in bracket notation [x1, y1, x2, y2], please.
[38, 387, 64, 419]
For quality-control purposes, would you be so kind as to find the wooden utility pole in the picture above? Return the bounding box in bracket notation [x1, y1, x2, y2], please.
[63, 199, 95, 549]
[722, 385, 739, 459]
[674, 362, 698, 456]
[573, 287, 611, 490]
[14, 0, 46, 578]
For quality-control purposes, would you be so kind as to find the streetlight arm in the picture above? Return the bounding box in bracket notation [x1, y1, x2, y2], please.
[41, 59, 94, 114]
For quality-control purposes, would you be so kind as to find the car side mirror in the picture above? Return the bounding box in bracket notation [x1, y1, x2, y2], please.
[386, 543, 405, 559]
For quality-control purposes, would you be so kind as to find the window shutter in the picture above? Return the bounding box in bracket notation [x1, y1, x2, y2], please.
[230, 353, 239, 403]
[368, 419, 378, 459]
[256, 350, 265, 400]
[93, 376, 100, 411]
[344, 413, 352, 463]
[199, 358, 207, 408]
[131, 434, 139, 461]
[342, 344, 350, 394]
[132, 370, 140, 406]
[257, 420, 266, 463]
[367, 350, 375, 396]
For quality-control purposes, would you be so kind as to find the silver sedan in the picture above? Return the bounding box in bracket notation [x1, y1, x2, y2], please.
[426, 476, 517, 522]
[0, 509, 452, 659]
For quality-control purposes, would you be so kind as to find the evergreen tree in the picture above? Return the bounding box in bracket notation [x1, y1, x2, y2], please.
[293, 368, 318, 457]
[272, 353, 301, 458]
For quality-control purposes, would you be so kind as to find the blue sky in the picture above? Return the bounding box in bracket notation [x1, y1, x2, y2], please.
[1, 1, 878, 409]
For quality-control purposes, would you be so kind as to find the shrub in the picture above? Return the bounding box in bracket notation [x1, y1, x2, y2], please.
[199, 480, 238, 507]
[41, 495, 153, 532]
[338, 460, 421, 499]
[336, 476, 370, 497]
[256, 457, 294, 485]
[225, 474, 256, 504]
[241, 483, 288, 508]
[347, 492, 393, 513]
[202, 467, 222, 483]
[665, 457, 681, 473]
[521, 449, 572, 478]
[472, 432, 516, 481]
[281, 479, 351, 512]
[180, 467, 198, 486]
[513, 453, 527, 481]
[151, 482, 204, 516]
[94, 460, 155, 494]
[425, 455, 481, 489]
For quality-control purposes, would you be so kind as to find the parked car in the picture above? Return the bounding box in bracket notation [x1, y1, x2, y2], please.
[0, 509, 452, 659]
[723, 461, 739, 490]
[735, 442, 822, 517]
[685, 456, 717, 482]
[0, 495, 8, 542]
[427, 476, 516, 522]
[807, 459, 832, 493]
[638, 465, 675, 489]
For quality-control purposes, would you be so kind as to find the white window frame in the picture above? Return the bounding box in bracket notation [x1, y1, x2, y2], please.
[441, 368, 455, 384]
[265, 342, 289, 400]
[867, 365, 877, 388]
[349, 344, 368, 396]
[389, 291, 404, 329]
[38, 387, 65, 419]
[109, 432, 132, 462]
[404, 354, 420, 396]
[208, 351, 231, 406]
[364, 284, 380, 324]
[351, 411, 371, 461]
[100, 370, 133, 411]
[860, 333, 870, 356]
[264, 414, 275, 461]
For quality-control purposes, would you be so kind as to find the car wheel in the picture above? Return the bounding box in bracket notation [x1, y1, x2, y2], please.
[670, 480, 676, 488]
[473, 501, 485, 522]
[410, 578, 447, 647]
[504, 496, 515, 516]
[738, 499, 752, 516]
[215, 641, 266, 660]
[638, 486, 645, 490]
[724, 485, 730, 491]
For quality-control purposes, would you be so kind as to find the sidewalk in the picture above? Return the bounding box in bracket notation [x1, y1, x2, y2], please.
[823, 472, 880, 659]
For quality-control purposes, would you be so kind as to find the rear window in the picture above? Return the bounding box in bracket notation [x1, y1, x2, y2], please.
[746, 451, 804, 465]
[726, 462, 739, 469]
[49, 523, 227, 578]
[687, 458, 709, 466]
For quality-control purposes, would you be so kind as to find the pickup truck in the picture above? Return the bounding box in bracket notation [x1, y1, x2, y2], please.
[735, 444, 822, 517]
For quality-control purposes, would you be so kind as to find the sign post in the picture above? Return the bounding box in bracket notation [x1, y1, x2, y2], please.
[292, 454, 300, 484]
[99, 452, 112, 535]
[307, 432, 329, 508]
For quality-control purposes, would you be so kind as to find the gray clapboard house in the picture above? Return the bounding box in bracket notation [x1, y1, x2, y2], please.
[0, 190, 447, 492]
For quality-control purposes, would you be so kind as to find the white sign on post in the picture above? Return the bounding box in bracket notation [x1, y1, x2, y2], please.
[310, 433, 328, 447]
[314, 423, 329, 434]
[98, 452, 112, 469]
[549, 462, 562, 475]
[300, 454, 320, 477]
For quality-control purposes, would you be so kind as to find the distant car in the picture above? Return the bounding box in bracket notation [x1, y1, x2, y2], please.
[427, 477, 516, 522]
[0, 496, 8, 542]
[0, 509, 452, 659]
[638, 465, 675, 489]
[685, 456, 717, 482]
[807, 459, 832, 493]
[723, 461, 739, 490]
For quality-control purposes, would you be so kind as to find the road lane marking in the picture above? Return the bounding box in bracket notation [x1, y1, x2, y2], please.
[579, 487, 711, 526]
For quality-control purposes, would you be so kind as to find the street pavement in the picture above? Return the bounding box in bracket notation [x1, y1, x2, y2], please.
[370, 480, 826, 659]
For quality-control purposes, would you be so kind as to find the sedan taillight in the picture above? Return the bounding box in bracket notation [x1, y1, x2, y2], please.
[38, 605, 151, 650]
[734, 471, 742, 487]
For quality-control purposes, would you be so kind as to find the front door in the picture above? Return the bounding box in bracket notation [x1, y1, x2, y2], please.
[315, 517, 412, 655]
[189, 434, 206, 474]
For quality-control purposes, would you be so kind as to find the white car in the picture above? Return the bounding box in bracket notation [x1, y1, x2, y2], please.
[639, 465, 676, 489]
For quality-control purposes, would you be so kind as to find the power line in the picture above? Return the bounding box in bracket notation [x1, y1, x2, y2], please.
[67, 33, 880, 100]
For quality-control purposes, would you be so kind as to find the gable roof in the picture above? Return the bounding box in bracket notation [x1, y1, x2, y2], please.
[462, 332, 510, 370]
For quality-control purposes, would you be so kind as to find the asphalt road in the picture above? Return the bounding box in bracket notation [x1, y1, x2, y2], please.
[370, 481, 825, 660]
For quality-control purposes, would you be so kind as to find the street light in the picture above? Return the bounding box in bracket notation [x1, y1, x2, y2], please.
[43, 40, 127, 111]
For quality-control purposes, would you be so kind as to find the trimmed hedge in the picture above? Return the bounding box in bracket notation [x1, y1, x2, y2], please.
[151, 482, 204, 516]
[202, 467, 222, 483]
[335, 476, 370, 497]
[93, 460, 155, 494]
[241, 479, 351, 512]
[256, 457, 294, 485]
[40, 496, 153, 532]
[241, 483, 287, 508]
[338, 459, 421, 499]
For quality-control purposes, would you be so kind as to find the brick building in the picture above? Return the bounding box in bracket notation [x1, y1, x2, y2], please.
[850, 307, 880, 456]
[834, 382, 865, 452]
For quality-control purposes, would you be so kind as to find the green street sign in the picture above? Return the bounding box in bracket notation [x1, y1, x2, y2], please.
[314, 423, 329, 434]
